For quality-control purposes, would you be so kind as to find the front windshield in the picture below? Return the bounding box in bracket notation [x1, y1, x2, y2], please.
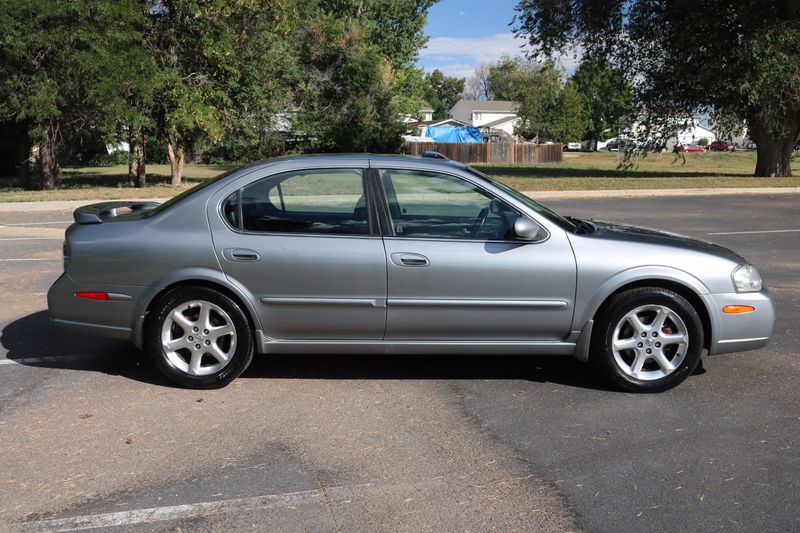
[465, 167, 578, 232]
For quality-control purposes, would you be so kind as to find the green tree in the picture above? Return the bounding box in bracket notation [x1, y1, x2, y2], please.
[293, 0, 435, 151]
[508, 61, 563, 140]
[146, 0, 296, 184]
[487, 56, 525, 101]
[295, 15, 404, 152]
[550, 80, 586, 142]
[570, 59, 633, 149]
[424, 69, 465, 118]
[0, 0, 146, 189]
[393, 67, 437, 120]
[321, 0, 437, 68]
[514, 1, 800, 176]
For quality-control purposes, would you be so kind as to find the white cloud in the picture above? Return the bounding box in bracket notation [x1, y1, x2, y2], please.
[419, 32, 581, 79]
[421, 33, 527, 65]
[423, 62, 477, 79]
[458, 10, 466, 15]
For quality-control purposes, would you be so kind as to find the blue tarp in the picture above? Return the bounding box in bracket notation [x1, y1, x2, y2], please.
[426, 125, 482, 143]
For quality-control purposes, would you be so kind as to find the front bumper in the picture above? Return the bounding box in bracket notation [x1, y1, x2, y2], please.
[705, 289, 775, 355]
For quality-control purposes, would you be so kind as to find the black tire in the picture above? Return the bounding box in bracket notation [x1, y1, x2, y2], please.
[590, 287, 704, 393]
[145, 286, 254, 389]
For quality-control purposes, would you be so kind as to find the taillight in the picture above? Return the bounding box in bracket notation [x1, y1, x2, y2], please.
[75, 292, 110, 301]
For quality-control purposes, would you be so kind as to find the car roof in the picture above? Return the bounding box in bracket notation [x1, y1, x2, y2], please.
[239, 153, 469, 173]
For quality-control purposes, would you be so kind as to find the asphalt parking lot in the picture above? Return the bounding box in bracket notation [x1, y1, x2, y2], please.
[1, 193, 798, 532]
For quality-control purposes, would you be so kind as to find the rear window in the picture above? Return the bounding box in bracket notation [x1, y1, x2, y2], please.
[143, 168, 241, 218]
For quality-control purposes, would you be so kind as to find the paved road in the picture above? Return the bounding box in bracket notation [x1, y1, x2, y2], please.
[0, 194, 797, 532]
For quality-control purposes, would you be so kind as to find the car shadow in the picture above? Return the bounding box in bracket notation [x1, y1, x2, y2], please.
[2, 311, 614, 391]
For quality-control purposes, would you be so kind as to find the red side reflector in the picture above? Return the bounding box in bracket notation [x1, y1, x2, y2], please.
[75, 291, 110, 301]
[722, 305, 755, 314]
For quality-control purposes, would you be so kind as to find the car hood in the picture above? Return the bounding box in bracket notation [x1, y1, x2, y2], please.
[584, 219, 746, 263]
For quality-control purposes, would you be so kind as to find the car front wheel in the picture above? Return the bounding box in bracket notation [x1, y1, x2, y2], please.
[591, 287, 704, 393]
[145, 286, 254, 388]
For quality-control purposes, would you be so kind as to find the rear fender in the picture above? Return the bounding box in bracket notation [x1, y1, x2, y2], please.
[131, 268, 263, 349]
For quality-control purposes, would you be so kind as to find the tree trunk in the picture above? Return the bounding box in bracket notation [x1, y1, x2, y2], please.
[754, 137, 795, 177]
[38, 121, 63, 190]
[16, 129, 32, 190]
[750, 112, 799, 177]
[166, 138, 184, 186]
[128, 127, 146, 188]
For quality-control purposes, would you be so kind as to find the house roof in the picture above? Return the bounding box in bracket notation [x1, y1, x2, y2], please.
[407, 118, 469, 128]
[480, 116, 519, 129]
[450, 99, 518, 115]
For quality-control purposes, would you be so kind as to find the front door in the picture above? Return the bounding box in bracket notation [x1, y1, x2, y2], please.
[213, 167, 386, 340]
[376, 167, 576, 341]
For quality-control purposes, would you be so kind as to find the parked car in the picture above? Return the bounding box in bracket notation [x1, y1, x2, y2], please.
[605, 138, 628, 151]
[677, 144, 707, 153]
[709, 140, 736, 152]
[48, 154, 774, 392]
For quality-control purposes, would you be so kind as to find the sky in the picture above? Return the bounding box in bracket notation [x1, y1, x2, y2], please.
[418, 0, 579, 80]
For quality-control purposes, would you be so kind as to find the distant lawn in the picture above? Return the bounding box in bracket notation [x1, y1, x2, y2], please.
[0, 164, 234, 202]
[0, 151, 797, 202]
[476, 150, 799, 191]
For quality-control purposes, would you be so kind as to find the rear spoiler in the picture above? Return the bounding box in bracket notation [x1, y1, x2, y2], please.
[73, 201, 161, 224]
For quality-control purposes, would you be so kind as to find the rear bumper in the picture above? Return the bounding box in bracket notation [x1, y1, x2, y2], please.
[705, 289, 775, 355]
[47, 273, 144, 343]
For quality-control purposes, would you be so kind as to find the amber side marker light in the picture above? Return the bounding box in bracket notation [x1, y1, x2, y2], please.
[722, 305, 755, 314]
[75, 291, 110, 301]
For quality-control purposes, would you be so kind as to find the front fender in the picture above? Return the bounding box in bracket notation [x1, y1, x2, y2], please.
[575, 265, 713, 330]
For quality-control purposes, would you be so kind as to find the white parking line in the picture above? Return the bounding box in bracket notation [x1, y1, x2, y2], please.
[708, 229, 800, 236]
[0, 258, 55, 262]
[14, 486, 334, 532]
[0, 356, 87, 366]
[0, 221, 72, 226]
[0, 237, 63, 241]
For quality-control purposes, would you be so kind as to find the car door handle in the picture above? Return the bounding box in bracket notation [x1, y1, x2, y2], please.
[391, 252, 429, 267]
[223, 248, 261, 262]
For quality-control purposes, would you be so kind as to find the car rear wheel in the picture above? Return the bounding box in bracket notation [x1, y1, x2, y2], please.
[145, 286, 254, 388]
[591, 287, 704, 393]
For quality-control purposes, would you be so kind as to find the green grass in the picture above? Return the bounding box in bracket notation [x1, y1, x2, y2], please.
[0, 151, 797, 203]
[0, 164, 235, 202]
[476, 151, 799, 191]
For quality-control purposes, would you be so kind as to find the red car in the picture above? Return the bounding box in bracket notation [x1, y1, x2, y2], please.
[709, 140, 736, 152]
[676, 144, 707, 153]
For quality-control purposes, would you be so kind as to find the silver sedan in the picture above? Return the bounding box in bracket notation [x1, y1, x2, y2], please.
[48, 154, 775, 391]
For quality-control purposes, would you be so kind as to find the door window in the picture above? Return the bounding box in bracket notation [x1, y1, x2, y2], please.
[378, 169, 520, 240]
[230, 168, 370, 235]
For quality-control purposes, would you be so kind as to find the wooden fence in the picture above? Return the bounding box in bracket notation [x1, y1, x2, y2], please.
[403, 142, 562, 164]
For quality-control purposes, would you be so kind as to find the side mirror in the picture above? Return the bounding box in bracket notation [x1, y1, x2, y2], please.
[513, 217, 541, 241]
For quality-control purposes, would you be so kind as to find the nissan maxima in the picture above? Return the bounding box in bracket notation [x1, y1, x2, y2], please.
[48, 154, 775, 391]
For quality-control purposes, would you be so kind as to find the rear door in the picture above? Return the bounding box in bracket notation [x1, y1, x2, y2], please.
[211, 166, 387, 340]
[375, 166, 576, 341]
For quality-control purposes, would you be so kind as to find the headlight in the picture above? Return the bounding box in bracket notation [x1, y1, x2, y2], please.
[732, 264, 762, 292]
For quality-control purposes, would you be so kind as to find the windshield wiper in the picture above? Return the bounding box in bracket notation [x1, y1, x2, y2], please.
[566, 216, 595, 235]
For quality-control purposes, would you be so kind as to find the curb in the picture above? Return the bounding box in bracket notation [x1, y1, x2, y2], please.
[527, 187, 800, 200]
[0, 187, 799, 213]
[0, 198, 170, 213]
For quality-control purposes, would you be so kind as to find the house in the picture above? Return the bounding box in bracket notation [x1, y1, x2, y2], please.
[667, 121, 717, 148]
[448, 99, 520, 137]
[403, 118, 471, 142]
[401, 104, 435, 124]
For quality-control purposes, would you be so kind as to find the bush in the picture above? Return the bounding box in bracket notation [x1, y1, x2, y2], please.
[697, 137, 709, 146]
[89, 150, 129, 166]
